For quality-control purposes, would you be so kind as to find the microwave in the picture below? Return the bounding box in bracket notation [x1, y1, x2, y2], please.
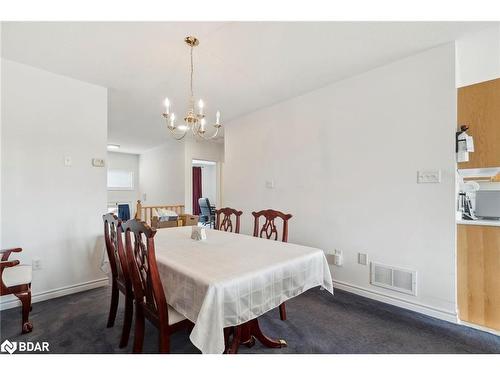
[475, 190, 500, 219]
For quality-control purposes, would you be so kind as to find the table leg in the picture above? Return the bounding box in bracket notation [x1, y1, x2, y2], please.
[225, 317, 287, 354]
[249, 318, 287, 349]
[240, 322, 256, 348]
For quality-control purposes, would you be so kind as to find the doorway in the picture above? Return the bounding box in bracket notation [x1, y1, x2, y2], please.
[192, 159, 218, 224]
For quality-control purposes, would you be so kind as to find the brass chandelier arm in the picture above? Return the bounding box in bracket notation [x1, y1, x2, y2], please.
[198, 126, 221, 140]
[192, 120, 221, 140]
[167, 126, 189, 140]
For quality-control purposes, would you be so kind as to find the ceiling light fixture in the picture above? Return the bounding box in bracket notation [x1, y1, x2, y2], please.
[161, 36, 222, 141]
[107, 144, 120, 150]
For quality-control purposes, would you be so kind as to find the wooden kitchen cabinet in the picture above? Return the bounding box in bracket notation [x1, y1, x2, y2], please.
[457, 224, 500, 330]
[457, 78, 500, 169]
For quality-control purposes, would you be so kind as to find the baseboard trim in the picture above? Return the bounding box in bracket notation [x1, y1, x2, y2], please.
[0, 277, 109, 311]
[333, 279, 458, 323]
[458, 319, 500, 336]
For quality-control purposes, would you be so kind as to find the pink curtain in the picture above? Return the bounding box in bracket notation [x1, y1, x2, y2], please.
[192, 166, 203, 215]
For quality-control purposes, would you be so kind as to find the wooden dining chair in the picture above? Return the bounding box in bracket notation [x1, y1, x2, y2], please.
[215, 207, 243, 234]
[122, 219, 190, 353]
[0, 247, 33, 334]
[252, 209, 293, 320]
[103, 213, 133, 348]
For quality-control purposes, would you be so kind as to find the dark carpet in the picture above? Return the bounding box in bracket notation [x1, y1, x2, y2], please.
[1, 286, 499, 354]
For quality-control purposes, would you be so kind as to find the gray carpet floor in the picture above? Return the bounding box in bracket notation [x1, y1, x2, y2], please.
[1, 286, 499, 354]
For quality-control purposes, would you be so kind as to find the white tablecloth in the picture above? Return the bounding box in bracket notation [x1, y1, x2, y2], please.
[154, 226, 333, 354]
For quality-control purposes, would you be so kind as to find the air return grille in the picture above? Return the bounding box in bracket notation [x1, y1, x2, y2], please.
[370, 262, 417, 296]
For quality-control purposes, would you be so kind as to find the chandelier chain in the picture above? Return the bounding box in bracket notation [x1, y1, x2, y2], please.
[190, 45, 194, 101]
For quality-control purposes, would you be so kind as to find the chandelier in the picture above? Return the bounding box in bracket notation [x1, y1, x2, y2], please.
[162, 36, 222, 141]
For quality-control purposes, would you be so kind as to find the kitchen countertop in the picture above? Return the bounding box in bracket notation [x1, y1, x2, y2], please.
[457, 219, 500, 227]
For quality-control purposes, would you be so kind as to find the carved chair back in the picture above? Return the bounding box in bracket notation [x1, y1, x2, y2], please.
[103, 213, 129, 286]
[215, 207, 243, 234]
[252, 209, 293, 243]
[122, 219, 168, 326]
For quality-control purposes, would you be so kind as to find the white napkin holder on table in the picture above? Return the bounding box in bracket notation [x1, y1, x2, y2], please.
[191, 226, 207, 241]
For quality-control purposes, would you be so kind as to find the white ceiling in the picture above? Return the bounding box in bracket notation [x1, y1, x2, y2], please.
[2, 22, 497, 153]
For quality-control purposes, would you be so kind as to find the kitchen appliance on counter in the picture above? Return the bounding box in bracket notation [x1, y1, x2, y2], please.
[458, 180, 479, 220]
[458, 192, 476, 220]
[475, 190, 500, 219]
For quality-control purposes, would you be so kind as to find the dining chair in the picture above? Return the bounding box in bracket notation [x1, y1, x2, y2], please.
[252, 209, 293, 320]
[103, 213, 133, 348]
[122, 219, 190, 353]
[0, 247, 33, 334]
[215, 207, 243, 233]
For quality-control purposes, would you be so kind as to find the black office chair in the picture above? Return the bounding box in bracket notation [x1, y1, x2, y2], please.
[198, 198, 216, 228]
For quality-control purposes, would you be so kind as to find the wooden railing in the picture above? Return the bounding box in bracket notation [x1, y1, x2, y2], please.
[135, 200, 185, 224]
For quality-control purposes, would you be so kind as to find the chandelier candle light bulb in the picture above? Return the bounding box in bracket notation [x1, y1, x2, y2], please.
[161, 36, 222, 141]
[198, 99, 204, 116]
[164, 97, 170, 114]
[216, 111, 221, 126]
[169, 113, 176, 129]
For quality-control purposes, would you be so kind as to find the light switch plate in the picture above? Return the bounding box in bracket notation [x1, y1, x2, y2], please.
[64, 156, 72, 167]
[32, 258, 42, 270]
[417, 170, 441, 184]
[265, 180, 275, 189]
[358, 253, 368, 265]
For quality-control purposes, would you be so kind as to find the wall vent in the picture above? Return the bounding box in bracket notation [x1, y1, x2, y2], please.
[370, 262, 417, 296]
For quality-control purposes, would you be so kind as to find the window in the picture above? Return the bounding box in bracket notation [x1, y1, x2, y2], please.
[107, 169, 134, 190]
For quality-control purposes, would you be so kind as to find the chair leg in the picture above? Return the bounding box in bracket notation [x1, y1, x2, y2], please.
[279, 303, 287, 321]
[223, 327, 232, 353]
[228, 325, 242, 354]
[107, 279, 119, 328]
[158, 326, 170, 354]
[119, 291, 133, 348]
[14, 290, 33, 334]
[133, 305, 145, 353]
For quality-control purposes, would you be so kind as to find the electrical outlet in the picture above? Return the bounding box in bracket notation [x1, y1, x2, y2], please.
[358, 253, 368, 265]
[32, 258, 42, 270]
[332, 249, 343, 266]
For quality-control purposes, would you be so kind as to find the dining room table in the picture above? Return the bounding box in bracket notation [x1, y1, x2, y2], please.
[153, 226, 334, 354]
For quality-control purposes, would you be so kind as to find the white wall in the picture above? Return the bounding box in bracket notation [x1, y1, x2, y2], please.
[223, 44, 457, 320]
[456, 25, 500, 87]
[1, 59, 108, 309]
[0, 23, 3, 247]
[138, 141, 185, 206]
[107, 151, 139, 216]
[202, 164, 217, 205]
